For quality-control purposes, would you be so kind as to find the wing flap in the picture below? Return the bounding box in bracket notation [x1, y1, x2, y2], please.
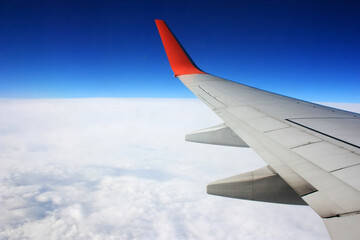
[185, 123, 249, 147]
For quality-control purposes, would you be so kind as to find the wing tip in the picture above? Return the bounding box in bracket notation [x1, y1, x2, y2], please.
[155, 19, 206, 77]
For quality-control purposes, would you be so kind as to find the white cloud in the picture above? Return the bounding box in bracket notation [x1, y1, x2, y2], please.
[0, 98, 347, 239]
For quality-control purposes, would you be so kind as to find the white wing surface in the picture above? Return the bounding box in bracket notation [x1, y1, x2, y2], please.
[155, 19, 360, 240]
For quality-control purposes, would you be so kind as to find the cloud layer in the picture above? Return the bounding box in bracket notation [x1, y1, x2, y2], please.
[0, 98, 341, 239]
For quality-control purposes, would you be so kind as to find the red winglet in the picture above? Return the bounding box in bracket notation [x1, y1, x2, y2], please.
[155, 20, 205, 77]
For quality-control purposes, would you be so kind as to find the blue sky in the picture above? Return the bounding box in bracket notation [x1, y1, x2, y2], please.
[0, 0, 359, 102]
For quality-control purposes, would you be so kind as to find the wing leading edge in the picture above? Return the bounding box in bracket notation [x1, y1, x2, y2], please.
[155, 20, 360, 240]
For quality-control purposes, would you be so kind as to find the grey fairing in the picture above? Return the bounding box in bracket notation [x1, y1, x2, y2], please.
[207, 166, 307, 205]
[185, 123, 249, 147]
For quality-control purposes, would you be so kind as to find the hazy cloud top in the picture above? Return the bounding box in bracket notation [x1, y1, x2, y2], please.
[0, 98, 342, 239]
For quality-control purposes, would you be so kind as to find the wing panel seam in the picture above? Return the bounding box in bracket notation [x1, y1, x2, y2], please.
[198, 85, 226, 105]
[330, 162, 360, 173]
[286, 119, 360, 149]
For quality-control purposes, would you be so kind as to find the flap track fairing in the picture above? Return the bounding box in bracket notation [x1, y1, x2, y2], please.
[207, 166, 307, 205]
[185, 123, 249, 147]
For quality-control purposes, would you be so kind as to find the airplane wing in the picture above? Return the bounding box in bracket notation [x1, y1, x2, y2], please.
[155, 20, 360, 240]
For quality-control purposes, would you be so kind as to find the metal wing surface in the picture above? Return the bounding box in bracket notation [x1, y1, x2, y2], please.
[155, 20, 360, 240]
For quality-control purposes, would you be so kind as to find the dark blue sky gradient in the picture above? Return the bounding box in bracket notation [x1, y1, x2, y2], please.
[0, 0, 359, 102]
